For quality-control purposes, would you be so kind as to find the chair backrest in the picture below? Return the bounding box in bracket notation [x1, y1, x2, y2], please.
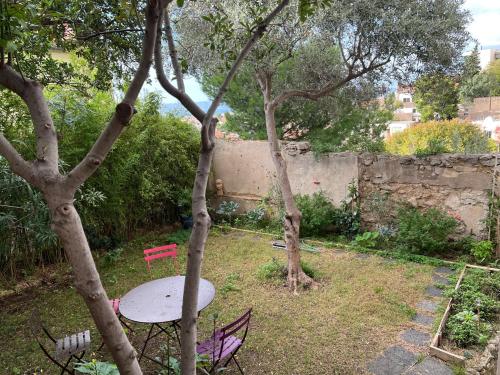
[143, 243, 179, 274]
[55, 330, 91, 360]
[217, 308, 252, 362]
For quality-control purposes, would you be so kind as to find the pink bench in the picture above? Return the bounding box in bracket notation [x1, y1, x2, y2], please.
[144, 243, 179, 275]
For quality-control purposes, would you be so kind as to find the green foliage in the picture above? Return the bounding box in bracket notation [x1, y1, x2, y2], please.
[353, 231, 380, 249]
[446, 310, 491, 347]
[102, 248, 123, 266]
[166, 229, 192, 246]
[75, 360, 119, 375]
[306, 105, 391, 154]
[294, 190, 360, 238]
[244, 207, 266, 227]
[395, 207, 458, 255]
[446, 269, 499, 348]
[0, 159, 60, 277]
[385, 119, 495, 155]
[257, 258, 287, 281]
[256, 257, 319, 281]
[414, 73, 459, 121]
[220, 272, 241, 297]
[1, 87, 199, 276]
[216, 201, 240, 224]
[470, 240, 494, 264]
[295, 192, 336, 236]
[300, 260, 320, 280]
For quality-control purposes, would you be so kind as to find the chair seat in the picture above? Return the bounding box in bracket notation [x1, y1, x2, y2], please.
[55, 330, 91, 360]
[197, 334, 242, 361]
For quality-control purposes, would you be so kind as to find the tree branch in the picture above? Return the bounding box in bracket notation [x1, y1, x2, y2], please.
[76, 28, 144, 41]
[204, 0, 290, 123]
[154, 5, 206, 123]
[0, 134, 36, 185]
[164, 4, 185, 92]
[66, 0, 160, 191]
[0, 64, 59, 170]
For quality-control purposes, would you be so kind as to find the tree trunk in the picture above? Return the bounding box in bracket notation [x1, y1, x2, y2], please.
[47, 195, 142, 375]
[261, 74, 313, 293]
[180, 139, 214, 375]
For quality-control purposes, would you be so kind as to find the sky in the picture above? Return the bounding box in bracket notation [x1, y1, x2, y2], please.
[148, 0, 500, 104]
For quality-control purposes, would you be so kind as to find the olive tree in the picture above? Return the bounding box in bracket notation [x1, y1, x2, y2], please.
[0, 0, 161, 373]
[177, 0, 470, 292]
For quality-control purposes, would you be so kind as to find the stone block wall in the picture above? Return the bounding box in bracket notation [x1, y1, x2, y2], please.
[211, 140, 499, 237]
[358, 154, 498, 237]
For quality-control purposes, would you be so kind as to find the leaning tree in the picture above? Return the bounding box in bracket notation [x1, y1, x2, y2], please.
[177, 0, 470, 292]
[0, 0, 161, 372]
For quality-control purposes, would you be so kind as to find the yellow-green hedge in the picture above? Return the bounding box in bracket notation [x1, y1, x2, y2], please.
[385, 119, 496, 155]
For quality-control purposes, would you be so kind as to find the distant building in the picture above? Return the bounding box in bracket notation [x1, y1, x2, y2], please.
[385, 85, 420, 138]
[479, 48, 500, 70]
[461, 96, 500, 142]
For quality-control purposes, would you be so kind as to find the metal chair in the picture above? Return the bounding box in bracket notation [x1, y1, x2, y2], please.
[196, 308, 252, 374]
[109, 298, 134, 332]
[143, 243, 179, 275]
[30, 310, 91, 375]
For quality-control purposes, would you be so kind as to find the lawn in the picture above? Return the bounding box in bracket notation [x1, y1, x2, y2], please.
[0, 228, 439, 374]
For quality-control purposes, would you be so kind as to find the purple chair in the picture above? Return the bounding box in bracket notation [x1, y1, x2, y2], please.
[197, 308, 252, 375]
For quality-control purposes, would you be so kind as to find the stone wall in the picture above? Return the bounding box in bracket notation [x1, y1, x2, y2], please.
[358, 154, 498, 237]
[211, 140, 499, 237]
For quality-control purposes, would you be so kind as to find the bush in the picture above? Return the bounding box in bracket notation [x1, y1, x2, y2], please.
[385, 119, 495, 155]
[396, 207, 458, 255]
[257, 258, 287, 280]
[353, 231, 380, 248]
[470, 240, 494, 264]
[257, 258, 319, 281]
[1, 88, 200, 276]
[295, 192, 336, 237]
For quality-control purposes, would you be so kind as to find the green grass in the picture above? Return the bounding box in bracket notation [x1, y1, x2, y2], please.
[0, 229, 437, 374]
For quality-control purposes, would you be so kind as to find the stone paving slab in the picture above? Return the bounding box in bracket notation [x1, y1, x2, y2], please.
[412, 313, 434, 327]
[367, 345, 417, 375]
[416, 300, 438, 313]
[401, 329, 431, 347]
[425, 285, 444, 297]
[432, 274, 451, 285]
[435, 266, 453, 275]
[405, 357, 453, 375]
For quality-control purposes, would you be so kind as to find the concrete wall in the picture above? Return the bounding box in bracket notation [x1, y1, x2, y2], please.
[212, 140, 358, 210]
[212, 140, 499, 237]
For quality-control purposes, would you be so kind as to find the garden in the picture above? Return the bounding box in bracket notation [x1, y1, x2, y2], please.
[1, 0, 500, 374]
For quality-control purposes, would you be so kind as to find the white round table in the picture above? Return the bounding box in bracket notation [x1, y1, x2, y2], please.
[119, 276, 216, 364]
[120, 276, 216, 323]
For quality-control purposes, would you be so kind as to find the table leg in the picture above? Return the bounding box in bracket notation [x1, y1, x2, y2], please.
[138, 324, 155, 362]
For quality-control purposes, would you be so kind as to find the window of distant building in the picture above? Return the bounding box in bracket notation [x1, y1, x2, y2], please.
[403, 98, 411, 103]
[412, 108, 417, 113]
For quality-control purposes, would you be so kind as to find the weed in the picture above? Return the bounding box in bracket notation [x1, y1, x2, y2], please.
[220, 273, 242, 297]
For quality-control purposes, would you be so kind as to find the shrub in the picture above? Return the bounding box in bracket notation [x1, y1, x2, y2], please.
[353, 231, 380, 248]
[295, 192, 336, 237]
[385, 119, 495, 155]
[470, 240, 494, 263]
[396, 207, 458, 255]
[216, 201, 240, 224]
[244, 207, 266, 227]
[257, 258, 287, 280]
[257, 258, 319, 281]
